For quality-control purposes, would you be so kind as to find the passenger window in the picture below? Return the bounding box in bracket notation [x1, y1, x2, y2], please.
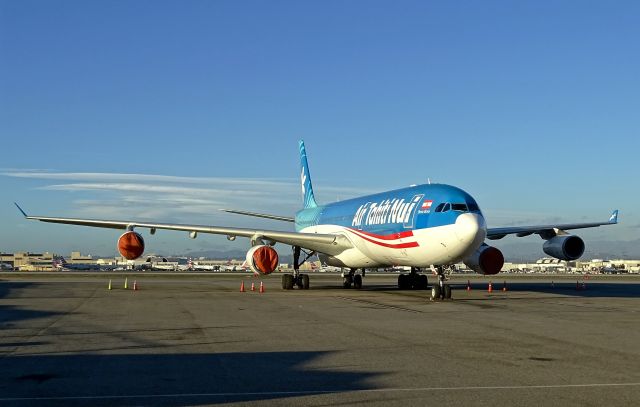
[442, 203, 451, 212]
[434, 203, 445, 213]
[452, 203, 468, 212]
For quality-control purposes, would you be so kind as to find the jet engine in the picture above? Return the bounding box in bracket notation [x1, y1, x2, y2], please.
[464, 244, 504, 275]
[246, 245, 279, 275]
[543, 235, 585, 261]
[118, 231, 145, 260]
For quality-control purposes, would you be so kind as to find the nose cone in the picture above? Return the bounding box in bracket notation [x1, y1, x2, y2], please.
[455, 213, 487, 245]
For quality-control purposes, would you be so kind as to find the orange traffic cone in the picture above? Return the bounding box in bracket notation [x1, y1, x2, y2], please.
[133, 280, 138, 291]
[240, 280, 245, 292]
[502, 281, 507, 292]
[251, 282, 255, 291]
[488, 281, 493, 293]
[259, 281, 265, 293]
[466, 280, 471, 291]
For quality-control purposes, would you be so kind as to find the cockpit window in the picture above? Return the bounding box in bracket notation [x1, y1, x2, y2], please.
[467, 202, 480, 212]
[451, 203, 468, 212]
[434, 203, 446, 213]
[442, 203, 451, 212]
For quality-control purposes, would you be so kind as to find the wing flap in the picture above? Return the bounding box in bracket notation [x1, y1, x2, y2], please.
[220, 209, 295, 222]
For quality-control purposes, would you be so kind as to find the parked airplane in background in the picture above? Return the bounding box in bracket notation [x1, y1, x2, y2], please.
[53, 256, 95, 271]
[15, 141, 619, 300]
[53, 256, 117, 271]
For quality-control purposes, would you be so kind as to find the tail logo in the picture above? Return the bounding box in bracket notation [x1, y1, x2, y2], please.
[301, 168, 307, 195]
[609, 210, 619, 223]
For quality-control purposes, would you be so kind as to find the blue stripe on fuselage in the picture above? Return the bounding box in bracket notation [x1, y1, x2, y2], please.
[294, 184, 481, 235]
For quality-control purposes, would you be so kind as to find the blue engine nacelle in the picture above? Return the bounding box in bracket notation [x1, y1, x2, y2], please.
[543, 235, 585, 261]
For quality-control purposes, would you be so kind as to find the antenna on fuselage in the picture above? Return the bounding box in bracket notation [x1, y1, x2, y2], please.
[427, 178, 432, 185]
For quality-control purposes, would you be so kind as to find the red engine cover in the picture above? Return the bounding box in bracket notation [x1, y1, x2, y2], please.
[251, 246, 279, 275]
[118, 231, 145, 260]
[480, 246, 504, 275]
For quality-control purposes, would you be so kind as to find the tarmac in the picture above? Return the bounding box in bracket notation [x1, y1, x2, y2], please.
[0, 272, 639, 406]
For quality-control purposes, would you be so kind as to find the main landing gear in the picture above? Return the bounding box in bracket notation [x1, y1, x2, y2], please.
[397, 267, 429, 290]
[342, 268, 365, 289]
[430, 266, 452, 301]
[282, 246, 313, 290]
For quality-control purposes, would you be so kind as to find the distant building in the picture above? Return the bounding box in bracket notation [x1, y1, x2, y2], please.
[0, 252, 56, 271]
[68, 251, 94, 265]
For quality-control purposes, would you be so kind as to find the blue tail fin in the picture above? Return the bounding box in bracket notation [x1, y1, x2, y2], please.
[299, 140, 318, 209]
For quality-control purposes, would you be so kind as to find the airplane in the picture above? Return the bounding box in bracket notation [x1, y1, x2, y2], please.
[53, 256, 118, 271]
[14, 140, 619, 300]
[53, 256, 96, 271]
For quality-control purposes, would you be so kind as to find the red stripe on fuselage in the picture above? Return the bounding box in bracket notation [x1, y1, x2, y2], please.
[347, 228, 414, 240]
[347, 229, 419, 249]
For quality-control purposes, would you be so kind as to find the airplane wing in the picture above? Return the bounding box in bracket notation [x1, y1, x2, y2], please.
[487, 210, 619, 240]
[14, 203, 352, 255]
[219, 209, 295, 222]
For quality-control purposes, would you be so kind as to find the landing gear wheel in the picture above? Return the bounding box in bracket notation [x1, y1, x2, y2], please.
[431, 284, 442, 301]
[353, 274, 363, 289]
[443, 284, 452, 299]
[342, 277, 352, 289]
[282, 274, 294, 290]
[301, 274, 310, 290]
[417, 274, 429, 290]
[398, 274, 409, 290]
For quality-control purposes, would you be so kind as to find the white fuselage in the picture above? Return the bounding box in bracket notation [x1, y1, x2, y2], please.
[302, 213, 487, 268]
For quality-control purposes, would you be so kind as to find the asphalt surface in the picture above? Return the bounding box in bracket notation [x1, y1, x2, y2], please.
[0, 272, 639, 406]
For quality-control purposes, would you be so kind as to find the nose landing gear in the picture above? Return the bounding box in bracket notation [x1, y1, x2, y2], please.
[430, 265, 452, 300]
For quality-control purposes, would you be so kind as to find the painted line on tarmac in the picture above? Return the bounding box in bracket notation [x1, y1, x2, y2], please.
[2, 382, 640, 402]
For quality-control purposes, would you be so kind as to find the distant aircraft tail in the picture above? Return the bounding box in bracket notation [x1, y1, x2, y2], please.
[299, 140, 318, 209]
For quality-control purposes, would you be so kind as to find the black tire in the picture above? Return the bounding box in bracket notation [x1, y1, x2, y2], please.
[301, 274, 310, 290]
[431, 284, 442, 300]
[282, 274, 294, 290]
[443, 284, 452, 299]
[342, 276, 352, 289]
[398, 274, 409, 290]
[417, 274, 429, 290]
[353, 274, 363, 289]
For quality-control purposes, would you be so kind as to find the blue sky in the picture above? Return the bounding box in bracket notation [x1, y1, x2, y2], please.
[1, 1, 638, 257]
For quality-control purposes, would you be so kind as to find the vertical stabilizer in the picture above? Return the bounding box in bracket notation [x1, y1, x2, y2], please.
[299, 140, 318, 209]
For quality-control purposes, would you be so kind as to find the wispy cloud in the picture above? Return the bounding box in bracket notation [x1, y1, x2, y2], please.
[3, 170, 373, 221]
[39, 183, 266, 196]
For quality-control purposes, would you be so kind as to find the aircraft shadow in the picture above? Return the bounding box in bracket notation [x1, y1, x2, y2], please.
[459, 281, 640, 298]
[311, 280, 640, 298]
[0, 282, 61, 327]
[0, 351, 379, 407]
